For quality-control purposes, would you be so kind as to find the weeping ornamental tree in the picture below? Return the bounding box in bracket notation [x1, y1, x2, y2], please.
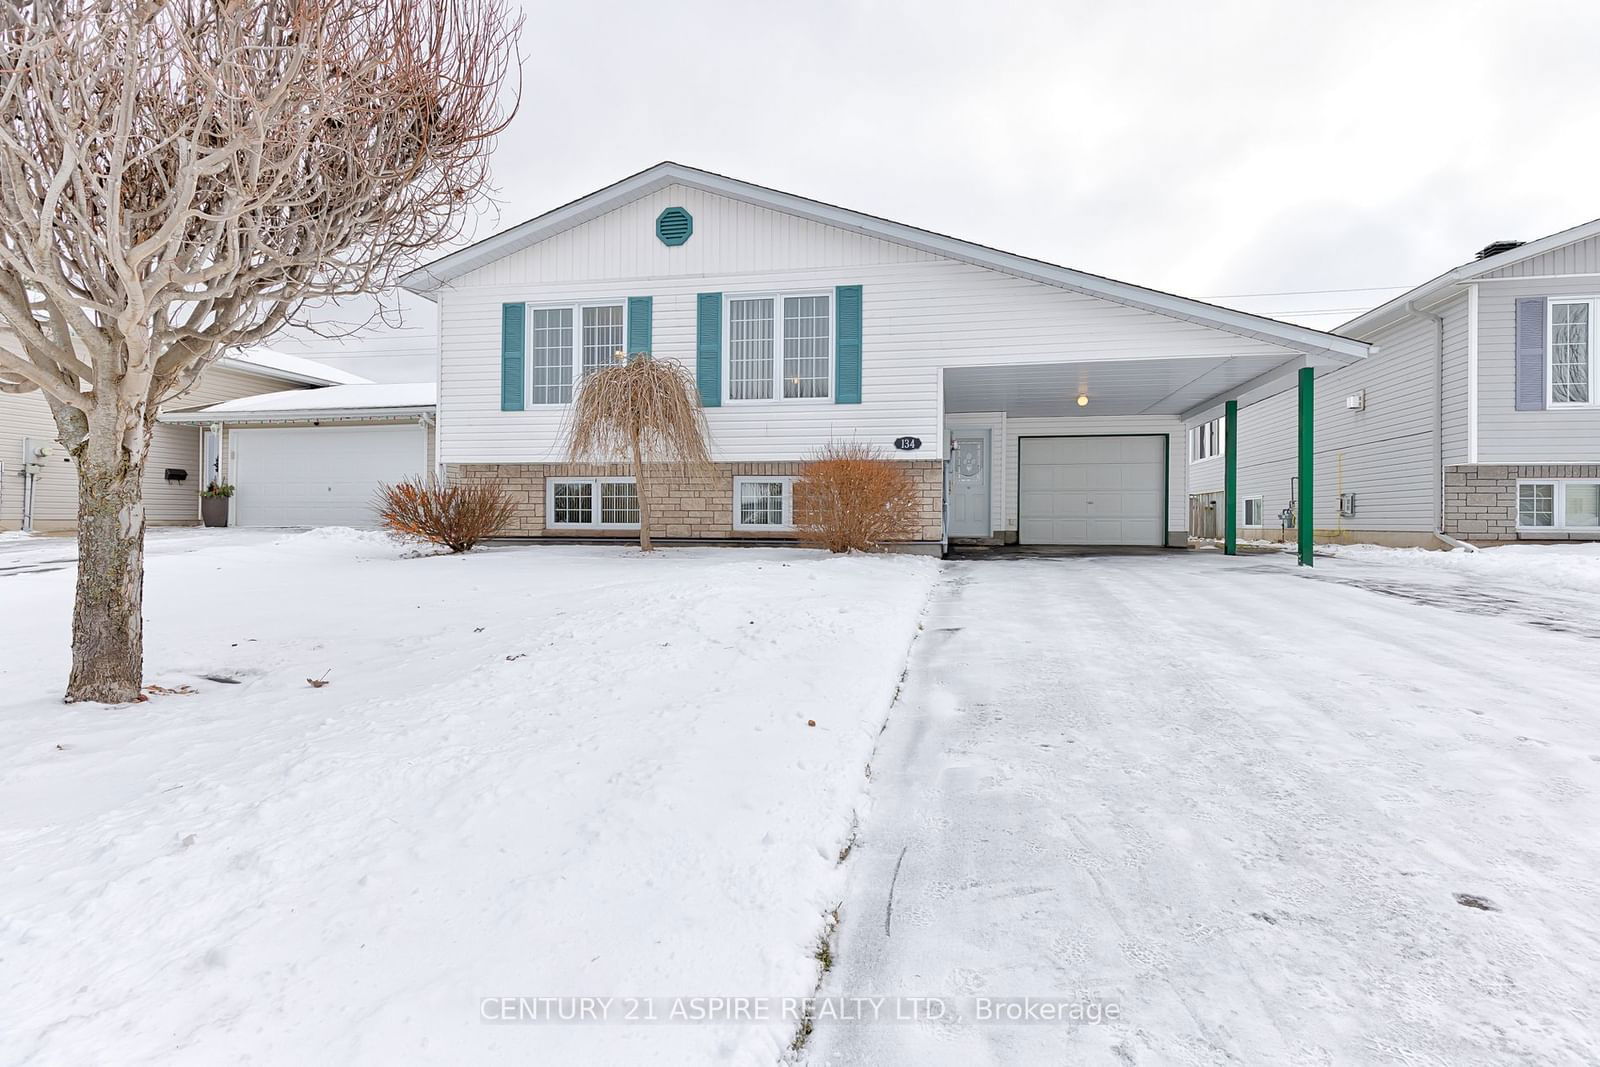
[0, 0, 520, 703]
[567, 355, 713, 552]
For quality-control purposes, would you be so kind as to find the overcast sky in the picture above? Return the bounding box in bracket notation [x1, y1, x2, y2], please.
[279, 0, 1600, 382]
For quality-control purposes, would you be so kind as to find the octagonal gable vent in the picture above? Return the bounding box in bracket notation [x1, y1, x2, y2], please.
[655, 206, 693, 247]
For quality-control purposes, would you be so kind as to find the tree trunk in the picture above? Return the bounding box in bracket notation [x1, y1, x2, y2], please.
[64, 419, 148, 704]
[630, 421, 653, 552]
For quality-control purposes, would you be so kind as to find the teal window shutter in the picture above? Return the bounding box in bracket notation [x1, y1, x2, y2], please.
[696, 292, 722, 407]
[627, 296, 652, 357]
[500, 302, 524, 411]
[835, 285, 862, 404]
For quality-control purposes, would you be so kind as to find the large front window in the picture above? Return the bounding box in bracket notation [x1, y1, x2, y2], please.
[526, 301, 627, 404]
[727, 293, 830, 401]
[1550, 300, 1595, 406]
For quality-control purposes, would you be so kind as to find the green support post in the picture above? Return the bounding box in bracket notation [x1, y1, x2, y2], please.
[1224, 399, 1238, 556]
[1297, 367, 1314, 567]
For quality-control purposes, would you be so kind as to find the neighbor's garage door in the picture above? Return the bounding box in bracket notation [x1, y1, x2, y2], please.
[1018, 436, 1165, 546]
[232, 425, 425, 528]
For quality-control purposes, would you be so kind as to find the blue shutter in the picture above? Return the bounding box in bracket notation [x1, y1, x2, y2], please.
[627, 296, 652, 358]
[696, 292, 722, 407]
[500, 302, 524, 411]
[835, 285, 862, 404]
[1515, 297, 1547, 411]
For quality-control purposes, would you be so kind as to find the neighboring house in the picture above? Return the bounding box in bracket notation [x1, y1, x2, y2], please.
[2, 346, 367, 533]
[400, 162, 1368, 550]
[159, 382, 436, 528]
[1186, 220, 1600, 547]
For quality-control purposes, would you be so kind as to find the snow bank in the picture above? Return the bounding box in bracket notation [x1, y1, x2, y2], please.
[1326, 541, 1600, 595]
[0, 536, 937, 1065]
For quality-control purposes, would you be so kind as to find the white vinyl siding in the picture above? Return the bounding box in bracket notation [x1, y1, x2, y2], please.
[1186, 305, 1459, 536]
[1517, 479, 1600, 532]
[436, 183, 1300, 466]
[547, 477, 639, 529]
[1478, 279, 1600, 462]
[732, 476, 794, 530]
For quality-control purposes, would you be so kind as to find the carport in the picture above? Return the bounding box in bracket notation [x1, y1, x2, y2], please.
[941, 343, 1352, 565]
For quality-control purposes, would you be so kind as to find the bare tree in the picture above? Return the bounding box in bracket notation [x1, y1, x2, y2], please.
[0, 0, 519, 702]
[567, 355, 713, 552]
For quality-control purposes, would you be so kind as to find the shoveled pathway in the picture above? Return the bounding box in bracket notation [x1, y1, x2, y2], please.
[804, 552, 1600, 1065]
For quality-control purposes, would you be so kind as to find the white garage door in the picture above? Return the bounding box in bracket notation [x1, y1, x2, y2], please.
[232, 425, 426, 528]
[1018, 436, 1165, 546]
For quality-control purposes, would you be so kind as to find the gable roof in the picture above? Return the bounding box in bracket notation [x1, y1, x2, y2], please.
[161, 382, 433, 423]
[1340, 216, 1600, 337]
[216, 345, 371, 387]
[401, 161, 1369, 364]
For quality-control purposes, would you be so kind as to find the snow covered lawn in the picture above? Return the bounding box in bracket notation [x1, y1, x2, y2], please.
[0, 531, 936, 1065]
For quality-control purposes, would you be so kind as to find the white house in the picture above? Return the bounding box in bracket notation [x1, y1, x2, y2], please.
[3, 346, 364, 533]
[1186, 219, 1600, 547]
[402, 162, 1369, 553]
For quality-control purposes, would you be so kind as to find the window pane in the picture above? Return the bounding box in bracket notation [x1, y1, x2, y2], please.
[1566, 483, 1600, 528]
[600, 482, 639, 525]
[728, 298, 774, 400]
[582, 305, 626, 378]
[1551, 302, 1590, 404]
[783, 295, 830, 399]
[529, 307, 574, 404]
[1518, 483, 1554, 528]
[553, 481, 592, 525]
[739, 481, 785, 526]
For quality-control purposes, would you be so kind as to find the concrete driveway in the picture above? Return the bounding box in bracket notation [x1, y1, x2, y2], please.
[804, 551, 1600, 1065]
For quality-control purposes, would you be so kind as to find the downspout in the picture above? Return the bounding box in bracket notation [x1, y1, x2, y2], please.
[1408, 299, 1475, 551]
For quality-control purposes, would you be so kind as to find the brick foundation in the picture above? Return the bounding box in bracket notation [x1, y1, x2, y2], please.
[447, 460, 945, 542]
[1444, 463, 1600, 542]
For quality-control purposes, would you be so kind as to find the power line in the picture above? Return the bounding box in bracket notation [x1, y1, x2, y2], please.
[1204, 284, 1412, 300]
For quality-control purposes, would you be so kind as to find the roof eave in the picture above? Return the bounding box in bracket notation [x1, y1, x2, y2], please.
[214, 355, 352, 388]
[159, 405, 435, 425]
[399, 162, 1370, 363]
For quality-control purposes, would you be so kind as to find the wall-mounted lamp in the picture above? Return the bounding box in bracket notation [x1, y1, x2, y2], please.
[1076, 394, 1089, 407]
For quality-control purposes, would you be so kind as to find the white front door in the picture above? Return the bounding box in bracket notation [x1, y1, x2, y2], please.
[946, 431, 992, 538]
[231, 425, 426, 528]
[1018, 436, 1165, 546]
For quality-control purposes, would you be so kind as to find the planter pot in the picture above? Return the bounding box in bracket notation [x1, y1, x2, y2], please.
[201, 495, 230, 528]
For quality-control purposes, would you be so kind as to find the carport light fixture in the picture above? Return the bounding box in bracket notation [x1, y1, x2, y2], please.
[1076, 393, 1089, 407]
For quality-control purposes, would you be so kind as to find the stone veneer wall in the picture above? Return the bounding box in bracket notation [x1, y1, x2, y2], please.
[1444, 463, 1600, 541]
[448, 461, 945, 542]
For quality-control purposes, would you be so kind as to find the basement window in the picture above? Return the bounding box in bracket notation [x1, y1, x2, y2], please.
[733, 477, 794, 530]
[1518, 479, 1600, 531]
[547, 477, 639, 529]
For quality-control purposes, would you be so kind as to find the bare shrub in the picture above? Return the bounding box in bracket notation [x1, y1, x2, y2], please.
[793, 442, 921, 553]
[567, 355, 712, 552]
[376, 477, 515, 553]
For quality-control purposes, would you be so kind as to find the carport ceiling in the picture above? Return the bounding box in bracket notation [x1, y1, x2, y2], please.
[942, 355, 1295, 418]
